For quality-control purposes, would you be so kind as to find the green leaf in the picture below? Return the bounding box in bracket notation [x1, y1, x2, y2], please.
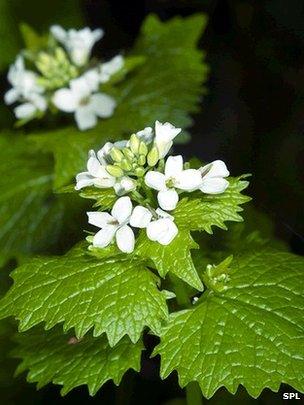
[0, 134, 88, 266]
[30, 14, 208, 188]
[0, 245, 169, 346]
[136, 230, 203, 291]
[154, 249, 304, 398]
[19, 23, 48, 52]
[13, 327, 143, 396]
[174, 177, 251, 233]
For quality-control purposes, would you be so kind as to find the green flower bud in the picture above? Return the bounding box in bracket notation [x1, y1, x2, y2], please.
[134, 167, 145, 177]
[138, 154, 146, 166]
[122, 148, 134, 161]
[106, 165, 124, 178]
[110, 147, 124, 163]
[129, 134, 140, 154]
[147, 146, 159, 167]
[138, 141, 148, 156]
[120, 159, 133, 171]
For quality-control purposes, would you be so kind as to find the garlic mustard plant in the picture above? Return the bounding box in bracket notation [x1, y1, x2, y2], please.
[75, 121, 230, 250]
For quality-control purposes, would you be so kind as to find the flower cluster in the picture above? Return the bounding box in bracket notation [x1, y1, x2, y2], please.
[4, 25, 124, 130]
[76, 121, 230, 253]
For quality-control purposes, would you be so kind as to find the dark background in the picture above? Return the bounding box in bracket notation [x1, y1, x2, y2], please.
[1, 0, 303, 403]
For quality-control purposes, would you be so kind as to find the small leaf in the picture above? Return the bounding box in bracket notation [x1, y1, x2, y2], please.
[13, 327, 143, 396]
[174, 177, 251, 233]
[0, 245, 169, 346]
[155, 249, 304, 398]
[136, 230, 203, 291]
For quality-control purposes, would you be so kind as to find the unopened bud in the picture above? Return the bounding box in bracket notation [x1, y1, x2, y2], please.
[120, 159, 132, 171]
[138, 154, 146, 166]
[110, 147, 124, 163]
[138, 141, 148, 156]
[122, 148, 134, 161]
[147, 146, 159, 166]
[134, 167, 145, 177]
[106, 165, 124, 178]
[130, 134, 140, 154]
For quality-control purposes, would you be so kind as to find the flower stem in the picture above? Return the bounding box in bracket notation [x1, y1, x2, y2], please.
[186, 382, 203, 405]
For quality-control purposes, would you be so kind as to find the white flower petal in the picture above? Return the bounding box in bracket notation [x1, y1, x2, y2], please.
[155, 120, 181, 142]
[111, 196, 133, 224]
[200, 160, 230, 179]
[75, 106, 97, 130]
[99, 55, 124, 83]
[53, 88, 77, 112]
[147, 218, 178, 245]
[136, 127, 153, 143]
[90, 93, 116, 118]
[97, 142, 113, 164]
[114, 176, 136, 196]
[83, 69, 100, 92]
[145, 171, 166, 191]
[174, 169, 202, 191]
[200, 178, 229, 194]
[130, 206, 152, 228]
[4, 88, 19, 105]
[87, 211, 113, 228]
[14, 103, 36, 119]
[93, 226, 116, 248]
[116, 225, 135, 253]
[75, 172, 94, 190]
[157, 189, 179, 211]
[87, 150, 103, 176]
[70, 77, 90, 98]
[50, 25, 67, 42]
[165, 155, 183, 177]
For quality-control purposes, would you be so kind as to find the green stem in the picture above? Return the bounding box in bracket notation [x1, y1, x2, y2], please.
[186, 382, 203, 405]
[169, 275, 189, 308]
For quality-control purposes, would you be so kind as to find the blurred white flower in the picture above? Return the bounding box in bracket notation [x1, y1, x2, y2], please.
[51, 25, 103, 66]
[146, 208, 178, 245]
[145, 155, 201, 210]
[4, 56, 47, 119]
[88, 196, 135, 253]
[53, 74, 116, 130]
[99, 55, 124, 83]
[198, 160, 230, 194]
[75, 150, 115, 190]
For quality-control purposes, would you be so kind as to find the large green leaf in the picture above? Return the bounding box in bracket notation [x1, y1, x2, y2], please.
[13, 327, 143, 396]
[154, 249, 304, 398]
[30, 14, 208, 188]
[174, 177, 251, 233]
[136, 230, 203, 291]
[0, 245, 169, 346]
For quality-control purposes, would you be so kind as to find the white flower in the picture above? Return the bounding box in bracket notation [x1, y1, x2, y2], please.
[53, 74, 116, 130]
[5, 56, 47, 119]
[88, 196, 135, 253]
[51, 25, 103, 66]
[99, 55, 124, 83]
[75, 150, 115, 190]
[198, 160, 230, 194]
[145, 155, 202, 211]
[154, 120, 181, 158]
[146, 208, 178, 245]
